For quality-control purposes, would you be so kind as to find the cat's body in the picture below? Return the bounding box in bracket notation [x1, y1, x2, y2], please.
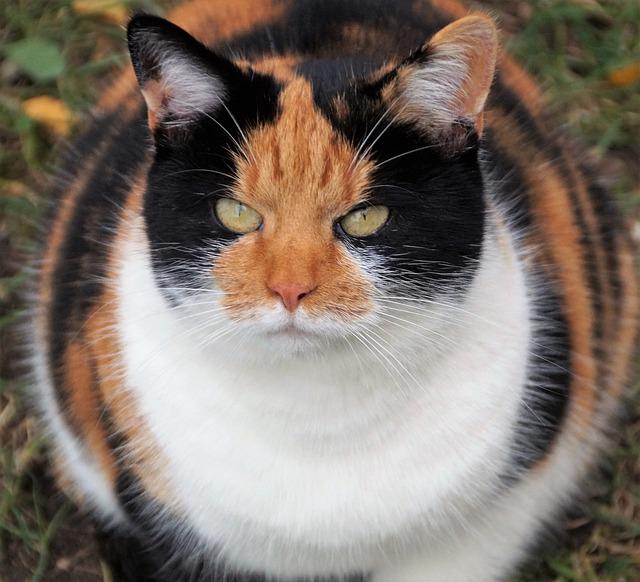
[32, 1, 637, 580]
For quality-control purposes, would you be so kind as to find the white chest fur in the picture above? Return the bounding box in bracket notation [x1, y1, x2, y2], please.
[116, 220, 531, 578]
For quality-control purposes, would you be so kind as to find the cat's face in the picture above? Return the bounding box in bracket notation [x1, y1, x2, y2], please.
[130, 14, 497, 355]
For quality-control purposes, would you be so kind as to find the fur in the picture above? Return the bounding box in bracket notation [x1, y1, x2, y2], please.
[31, 1, 638, 580]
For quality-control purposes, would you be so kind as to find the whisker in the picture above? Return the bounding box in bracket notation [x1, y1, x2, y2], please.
[374, 144, 439, 169]
[163, 168, 238, 182]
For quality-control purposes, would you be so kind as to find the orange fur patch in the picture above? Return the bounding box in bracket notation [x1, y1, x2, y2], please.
[64, 340, 118, 484]
[214, 78, 375, 320]
[168, 0, 286, 44]
[250, 55, 301, 82]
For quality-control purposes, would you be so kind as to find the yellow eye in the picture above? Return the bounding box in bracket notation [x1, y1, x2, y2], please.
[340, 205, 389, 237]
[215, 198, 262, 234]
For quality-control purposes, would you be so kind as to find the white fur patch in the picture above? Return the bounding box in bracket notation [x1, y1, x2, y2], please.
[113, 212, 533, 579]
[403, 44, 472, 130]
[152, 55, 225, 120]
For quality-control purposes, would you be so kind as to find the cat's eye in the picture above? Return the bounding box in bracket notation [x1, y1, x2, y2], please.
[215, 198, 263, 234]
[340, 205, 390, 238]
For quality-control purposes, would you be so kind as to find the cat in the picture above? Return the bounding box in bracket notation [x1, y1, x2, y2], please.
[31, 0, 638, 580]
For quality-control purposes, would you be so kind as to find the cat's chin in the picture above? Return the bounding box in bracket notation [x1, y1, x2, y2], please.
[241, 310, 359, 358]
[259, 329, 325, 355]
[252, 321, 336, 356]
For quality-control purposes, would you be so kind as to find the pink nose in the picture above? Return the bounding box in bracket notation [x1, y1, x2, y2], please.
[268, 282, 315, 312]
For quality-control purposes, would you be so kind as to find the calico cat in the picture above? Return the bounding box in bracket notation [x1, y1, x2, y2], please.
[32, 0, 637, 580]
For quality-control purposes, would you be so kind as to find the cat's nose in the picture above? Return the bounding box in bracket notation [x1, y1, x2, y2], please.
[268, 282, 316, 312]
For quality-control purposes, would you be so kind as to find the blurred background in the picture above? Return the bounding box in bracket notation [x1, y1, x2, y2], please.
[0, 0, 639, 580]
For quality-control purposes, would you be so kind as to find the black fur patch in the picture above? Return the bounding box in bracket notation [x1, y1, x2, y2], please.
[48, 109, 150, 430]
[296, 57, 379, 109]
[326, 79, 486, 295]
[507, 273, 572, 477]
[218, 0, 448, 112]
[220, 0, 446, 61]
[136, 17, 281, 301]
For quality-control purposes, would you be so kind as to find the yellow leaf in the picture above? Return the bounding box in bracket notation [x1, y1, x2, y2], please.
[608, 62, 640, 88]
[22, 96, 73, 137]
[72, 0, 129, 25]
[0, 180, 29, 197]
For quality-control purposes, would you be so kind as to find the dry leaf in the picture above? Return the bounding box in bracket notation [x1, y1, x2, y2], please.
[72, 0, 129, 25]
[22, 95, 73, 137]
[608, 62, 640, 87]
[0, 180, 29, 197]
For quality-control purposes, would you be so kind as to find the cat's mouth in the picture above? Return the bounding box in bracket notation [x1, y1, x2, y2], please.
[267, 321, 314, 338]
[251, 309, 354, 353]
[255, 319, 327, 355]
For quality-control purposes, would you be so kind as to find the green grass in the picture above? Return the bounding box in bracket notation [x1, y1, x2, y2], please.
[0, 0, 638, 580]
[491, 0, 640, 206]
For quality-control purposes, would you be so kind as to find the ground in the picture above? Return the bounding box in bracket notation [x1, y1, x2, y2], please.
[0, 0, 638, 580]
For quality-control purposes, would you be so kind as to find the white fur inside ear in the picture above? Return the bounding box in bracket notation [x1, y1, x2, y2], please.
[165, 56, 224, 116]
[402, 44, 473, 130]
[143, 54, 226, 122]
[395, 16, 498, 137]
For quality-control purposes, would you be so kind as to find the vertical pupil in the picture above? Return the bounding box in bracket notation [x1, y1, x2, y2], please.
[236, 203, 244, 218]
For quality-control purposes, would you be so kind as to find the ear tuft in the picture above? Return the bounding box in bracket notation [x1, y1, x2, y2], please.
[390, 15, 498, 148]
[127, 14, 227, 129]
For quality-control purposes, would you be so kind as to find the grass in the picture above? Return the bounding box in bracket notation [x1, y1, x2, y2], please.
[0, 0, 638, 580]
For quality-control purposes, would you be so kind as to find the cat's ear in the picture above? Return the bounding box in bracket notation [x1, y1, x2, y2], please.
[385, 15, 498, 149]
[127, 14, 234, 130]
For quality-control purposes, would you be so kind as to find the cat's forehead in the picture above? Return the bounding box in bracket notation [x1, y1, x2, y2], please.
[232, 76, 374, 217]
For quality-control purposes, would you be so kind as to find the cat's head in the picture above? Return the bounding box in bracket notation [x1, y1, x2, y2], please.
[127, 14, 498, 356]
